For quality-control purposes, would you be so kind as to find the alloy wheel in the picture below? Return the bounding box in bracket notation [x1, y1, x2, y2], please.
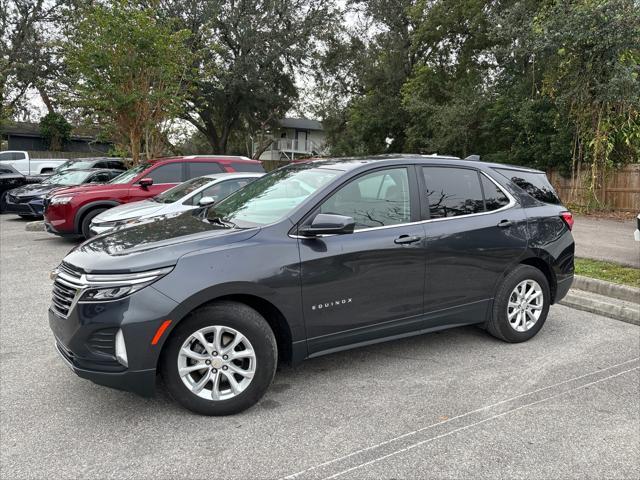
[507, 279, 544, 332]
[177, 325, 256, 401]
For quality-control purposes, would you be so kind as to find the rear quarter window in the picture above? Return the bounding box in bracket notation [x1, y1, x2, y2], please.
[230, 162, 265, 173]
[494, 168, 561, 205]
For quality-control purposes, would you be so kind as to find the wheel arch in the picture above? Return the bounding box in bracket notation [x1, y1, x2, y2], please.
[158, 292, 296, 367]
[519, 256, 557, 303]
[74, 200, 120, 232]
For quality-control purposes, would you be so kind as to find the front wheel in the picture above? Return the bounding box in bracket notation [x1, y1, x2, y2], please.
[486, 265, 550, 342]
[160, 302, 277, 415]
[80, 208, 108, 238]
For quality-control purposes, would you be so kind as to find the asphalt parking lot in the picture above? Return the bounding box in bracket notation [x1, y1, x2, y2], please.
[1, 214, 639, 479]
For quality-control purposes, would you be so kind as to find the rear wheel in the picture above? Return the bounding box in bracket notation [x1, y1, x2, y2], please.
[80, 208, 107, 238]
[160, 302, 277, 415]
[486, 265, 550, 342]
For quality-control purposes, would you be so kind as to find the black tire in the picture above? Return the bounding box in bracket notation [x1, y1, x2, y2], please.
[160, 301, 277, 416]
[80, 208, 108, 239]
[485, 265, 551, 343]
[0, 191, 7, 213]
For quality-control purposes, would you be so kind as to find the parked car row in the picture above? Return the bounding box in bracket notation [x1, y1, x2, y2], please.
[43, 154, 575, 416]
[42, 155, 264, 238]
[0, 155, 265, 239]
[0, 157, 127, 214]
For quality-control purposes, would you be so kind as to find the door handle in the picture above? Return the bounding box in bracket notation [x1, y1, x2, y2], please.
[497, 220, 513, 228]
[394, 235, 422, 245]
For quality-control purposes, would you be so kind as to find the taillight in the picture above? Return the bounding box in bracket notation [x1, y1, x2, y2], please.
[561, 211, 574, 230]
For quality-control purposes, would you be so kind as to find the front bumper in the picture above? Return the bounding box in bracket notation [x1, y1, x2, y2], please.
[4, 195, 40, 216]
[54, 340, 156, 396]
[48, 285, 179, 397]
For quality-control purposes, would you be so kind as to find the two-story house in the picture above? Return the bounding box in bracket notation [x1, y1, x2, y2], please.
[255, 117, 327, 161]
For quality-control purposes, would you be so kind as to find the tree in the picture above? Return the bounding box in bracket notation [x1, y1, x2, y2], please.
[64, 0, 191, 163]
[318, 0, 418, 156]
[39, 111, 71, 150]
[0, 0, 62, 123]
[533, 0, 640, 206]
[159, 0, 336, 154]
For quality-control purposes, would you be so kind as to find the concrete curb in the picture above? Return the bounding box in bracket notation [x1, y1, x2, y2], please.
[572, 275, 640, 304]
[560, 290, 639, 326]
[559, 275, 639, 325]
[25, 221, 45, 232]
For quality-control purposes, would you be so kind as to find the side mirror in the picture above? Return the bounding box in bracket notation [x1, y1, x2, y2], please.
[298, 213, 355, 236]
[138, 177, 153, 188]
[198, 196, 217, 207]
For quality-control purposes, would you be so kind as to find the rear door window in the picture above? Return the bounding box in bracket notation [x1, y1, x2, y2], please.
[185, 162, 224, 179]
[108, 160, 125, 170]
[480, 175, 510, 211]
[422, 167, 485, 218]
[495, 168, 561, 205]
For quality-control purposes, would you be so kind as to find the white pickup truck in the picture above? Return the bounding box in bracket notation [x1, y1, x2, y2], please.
[0, 150, 68, 175]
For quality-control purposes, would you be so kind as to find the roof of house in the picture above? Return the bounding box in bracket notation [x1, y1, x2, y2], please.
[279, 117, 323, 131]
[0, 121, 103, 141]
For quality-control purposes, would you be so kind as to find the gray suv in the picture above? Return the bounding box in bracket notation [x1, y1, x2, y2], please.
[49, 155, 574, 415]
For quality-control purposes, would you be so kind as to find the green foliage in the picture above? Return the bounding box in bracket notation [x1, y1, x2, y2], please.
[39, 112, 71, 150]
[324, 0, 639, 200]
[64, 0, 191, 163]
[160, 0, 335, 154]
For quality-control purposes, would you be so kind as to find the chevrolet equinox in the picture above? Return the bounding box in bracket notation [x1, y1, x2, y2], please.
[49, 155, 575, 415]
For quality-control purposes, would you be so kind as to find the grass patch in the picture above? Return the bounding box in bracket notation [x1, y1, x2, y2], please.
[575, 258, 640, 288]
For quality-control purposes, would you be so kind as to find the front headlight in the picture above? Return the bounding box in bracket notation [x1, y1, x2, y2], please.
[50, 195, 75, 205]
[78, 267, 173, 302]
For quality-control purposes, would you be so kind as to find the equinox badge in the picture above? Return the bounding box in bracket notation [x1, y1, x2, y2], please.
[312, 298, 353, 310]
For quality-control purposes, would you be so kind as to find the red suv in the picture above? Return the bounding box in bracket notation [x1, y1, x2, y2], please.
[44, 156, 264, 238]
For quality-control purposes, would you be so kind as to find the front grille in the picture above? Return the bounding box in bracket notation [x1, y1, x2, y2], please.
[8, 194, 35, 204]
[87, 329, 118, 358]
[51, 264, 84, 318]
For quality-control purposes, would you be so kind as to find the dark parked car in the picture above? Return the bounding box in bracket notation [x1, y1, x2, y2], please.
[5, 169, 122, 218]
[0, 164, 48, 212]
[54, 157, 127, 173]
[49, 155, 574, 415]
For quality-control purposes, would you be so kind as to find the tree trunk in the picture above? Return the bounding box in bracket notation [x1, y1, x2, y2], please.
[130, 129, 142, 165]
[37, 86, 55, 114]
[253, 138, 273, 159]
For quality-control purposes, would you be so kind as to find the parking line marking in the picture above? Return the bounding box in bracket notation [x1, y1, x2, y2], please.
[322, 365, 639, 479]
[282, 357, 639, 480]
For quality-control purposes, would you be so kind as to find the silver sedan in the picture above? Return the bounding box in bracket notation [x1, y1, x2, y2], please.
[89, 172, 264, 236]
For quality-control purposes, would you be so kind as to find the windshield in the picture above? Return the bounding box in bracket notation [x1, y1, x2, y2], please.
[206, 165, 339, 227]
[154, 176, 213, 204]
[54, 160, 77, 172]
[42, 170, 94, 186]
[109, 163, 150, 184]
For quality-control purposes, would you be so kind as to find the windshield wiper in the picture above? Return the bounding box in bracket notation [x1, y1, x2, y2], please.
[208, 216, 236, 228]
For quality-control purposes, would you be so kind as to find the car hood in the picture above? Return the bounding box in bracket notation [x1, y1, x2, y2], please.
[63, 211, 260, 273]
[9, 183, 58, 197]
[50, 182, 128, 196]
[93, 200, 164, 223]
